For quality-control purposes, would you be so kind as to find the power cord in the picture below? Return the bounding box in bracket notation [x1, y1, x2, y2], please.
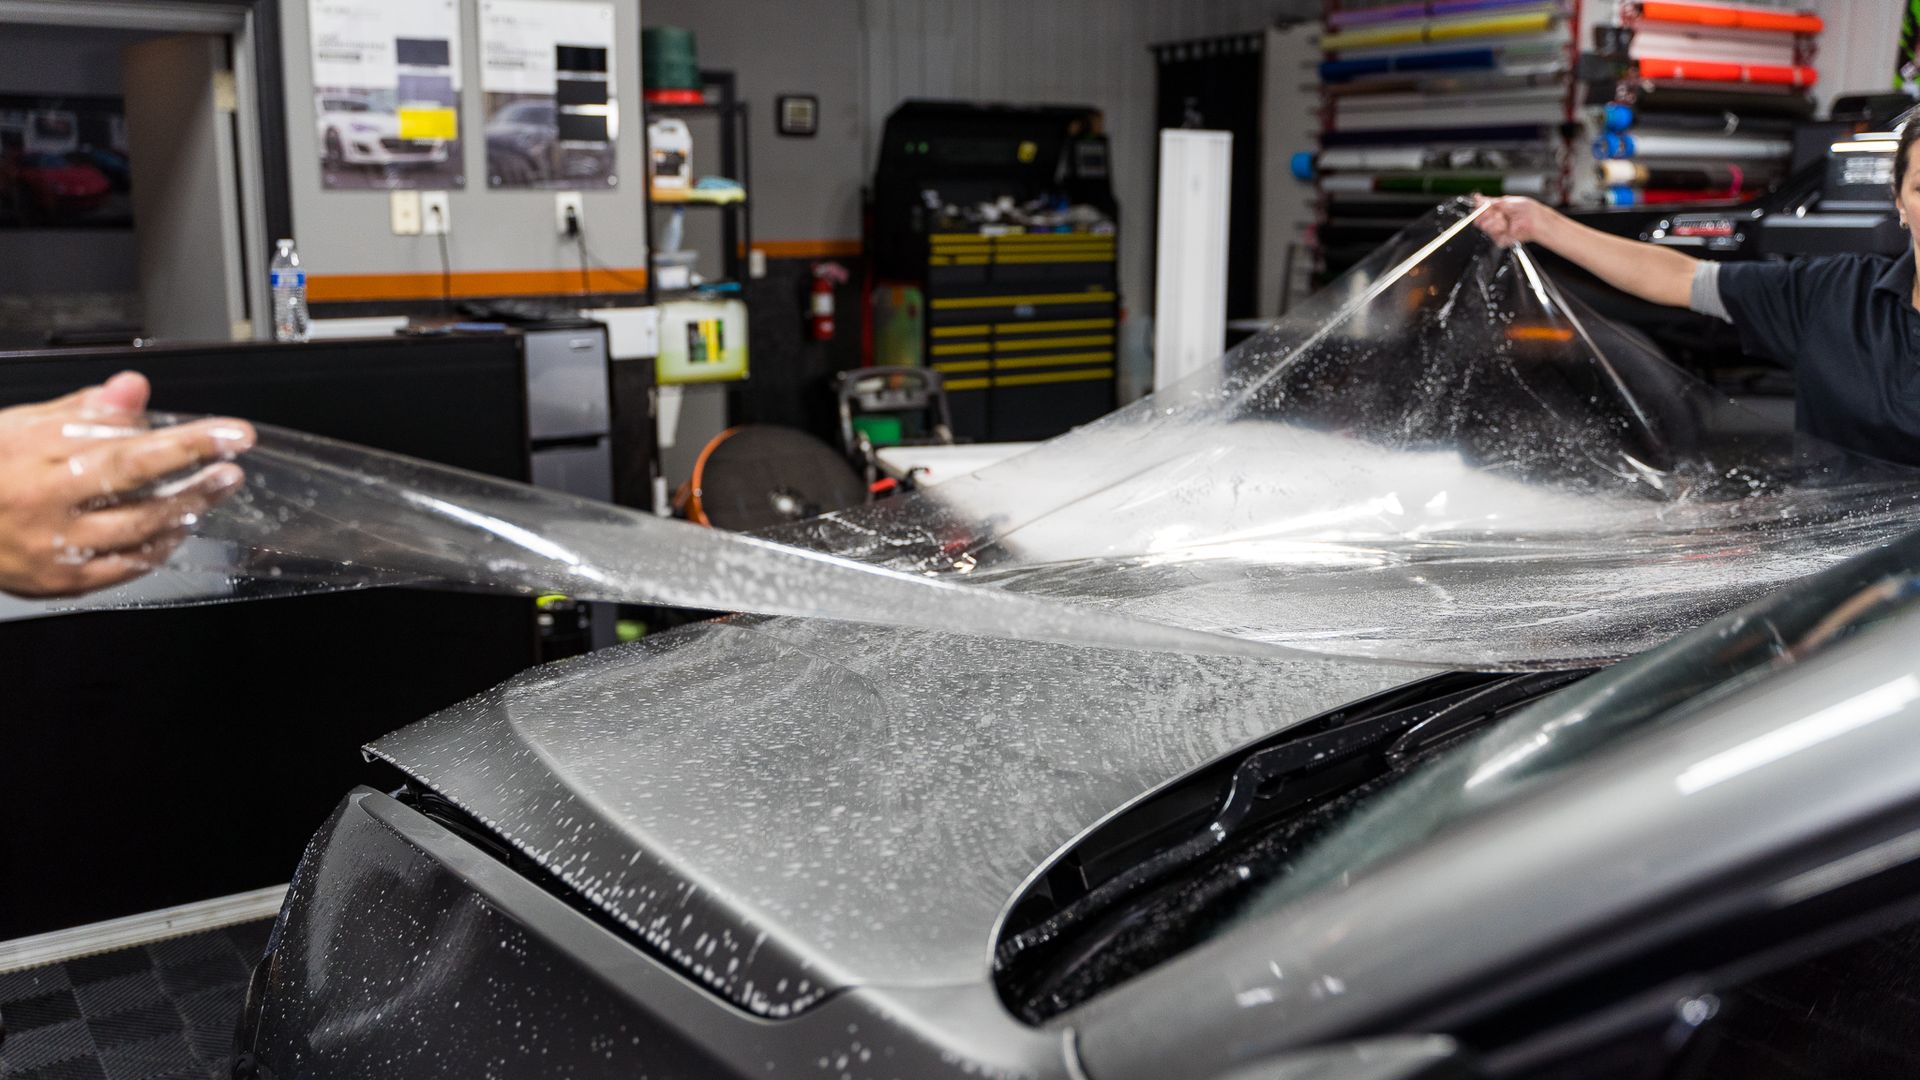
[432, 205, 452, 313]
[565, 205, 591, 296]
[566, 208, 649, 295]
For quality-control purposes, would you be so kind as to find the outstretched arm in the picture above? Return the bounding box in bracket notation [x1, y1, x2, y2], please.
[1475, 195, 1701, 310]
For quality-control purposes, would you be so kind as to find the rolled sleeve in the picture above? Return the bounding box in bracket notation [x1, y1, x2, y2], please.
[1689, 261, 1731, 322]
[1715, 260, 1805, 367]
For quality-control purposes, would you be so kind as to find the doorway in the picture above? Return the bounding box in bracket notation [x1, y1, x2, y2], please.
[0, 2, 273, 348]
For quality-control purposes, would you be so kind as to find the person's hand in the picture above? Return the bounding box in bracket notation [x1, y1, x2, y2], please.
[0, 372, 255, 598]
[1473, 195, 1557, 248]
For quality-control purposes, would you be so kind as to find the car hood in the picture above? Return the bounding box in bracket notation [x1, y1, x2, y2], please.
[368, 616, 1424, 1018]
[332, 111, 397, 135]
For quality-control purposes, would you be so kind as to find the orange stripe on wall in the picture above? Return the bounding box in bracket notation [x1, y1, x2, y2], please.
[308, 267, 650, 303]
[311, 241, 863, 302]
[754, 239, 862, 258]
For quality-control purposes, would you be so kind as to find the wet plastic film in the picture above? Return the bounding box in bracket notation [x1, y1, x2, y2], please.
[775, 200, 1920, 666]
[22, 200, 1920, 667]
[13, 421, 1284, 659]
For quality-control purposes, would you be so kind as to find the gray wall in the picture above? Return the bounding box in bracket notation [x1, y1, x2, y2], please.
[639, 0, 1312, 314]
[640, 0, 865, 243]
[279, 0, 650, 281]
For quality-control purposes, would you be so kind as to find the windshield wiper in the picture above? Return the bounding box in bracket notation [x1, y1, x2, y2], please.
[994, 669, 1590, 1020]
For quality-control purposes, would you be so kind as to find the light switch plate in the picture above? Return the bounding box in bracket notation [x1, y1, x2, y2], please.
[555, 191, 584, 236]
[390, 190, 422, 235]
[421, 190, 450, 234]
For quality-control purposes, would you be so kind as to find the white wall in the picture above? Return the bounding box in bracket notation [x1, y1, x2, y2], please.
[1815, 0, 1903, 108]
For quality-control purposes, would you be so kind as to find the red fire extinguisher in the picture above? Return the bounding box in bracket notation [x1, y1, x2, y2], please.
[810, 261, 848, 341]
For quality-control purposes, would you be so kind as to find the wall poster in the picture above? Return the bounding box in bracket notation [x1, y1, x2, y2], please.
[479, 0, 618, 188]
[309, 0, 464, 190]
[0, 95, 131, 228]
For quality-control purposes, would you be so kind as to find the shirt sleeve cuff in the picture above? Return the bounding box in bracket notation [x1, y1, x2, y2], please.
[1690, 261, 1732, 323]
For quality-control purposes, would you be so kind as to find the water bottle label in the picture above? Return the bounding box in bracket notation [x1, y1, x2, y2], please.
[271, 272, 306, 287]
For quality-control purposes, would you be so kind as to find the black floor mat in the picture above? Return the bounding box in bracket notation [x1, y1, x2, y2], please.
[0, 919, 270, 1080]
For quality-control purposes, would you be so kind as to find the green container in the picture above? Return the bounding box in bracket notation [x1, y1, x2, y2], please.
[851, 415, 904, 448]
[643, 26, 701, 90]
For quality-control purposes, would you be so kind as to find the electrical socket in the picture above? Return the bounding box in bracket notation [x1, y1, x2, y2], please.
[389, 190, 422, 235]
[421, 190, 450, 234]
[555, 191, 584, 236]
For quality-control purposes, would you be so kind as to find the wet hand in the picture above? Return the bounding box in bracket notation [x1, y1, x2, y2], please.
[1473, 195, 1552, 248]
[0, 372, 255, 598]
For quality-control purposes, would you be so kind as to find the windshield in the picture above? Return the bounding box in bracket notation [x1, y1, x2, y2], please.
[1236, 529, 1920, 923]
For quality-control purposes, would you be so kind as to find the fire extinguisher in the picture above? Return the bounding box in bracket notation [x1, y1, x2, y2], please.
[810, 261, 849, 341]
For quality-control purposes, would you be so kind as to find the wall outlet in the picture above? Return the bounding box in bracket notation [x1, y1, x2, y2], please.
[390, 190, 422, 235]
[421, 190, 450, 234]
[555, 191, 584, 236]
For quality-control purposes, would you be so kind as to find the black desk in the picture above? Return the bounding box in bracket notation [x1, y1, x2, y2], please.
[0, 334, 541, 938]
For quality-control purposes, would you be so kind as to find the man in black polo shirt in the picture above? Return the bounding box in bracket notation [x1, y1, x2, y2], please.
[1476, 123, 1920, 468]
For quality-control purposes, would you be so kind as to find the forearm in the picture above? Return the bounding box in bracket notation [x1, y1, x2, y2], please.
[1528, 209, 1700, 309]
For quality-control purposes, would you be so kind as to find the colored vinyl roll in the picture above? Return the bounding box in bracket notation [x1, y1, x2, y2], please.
[1319, 46, 1496, 83]
[1637, 58, 1818, 88]
[1633, 1, 1823, 36]
[1625, 131, 1791, 160]
[1599, 159, 1753, 189]
[1329, 0, 1558, 28]
[1328, 68, 1569, 98]
[1632, 82, 1816, 118]
[1322, 172, 1547, 196]
[1606, 109, 1793, 136]
[1319, 146, 1434, 171]
[1322, 123, 1552, 148]
[1606, 187, 1756, 207]
[1322, 9, 1553, 52]
[1592, 132, 1635, 159]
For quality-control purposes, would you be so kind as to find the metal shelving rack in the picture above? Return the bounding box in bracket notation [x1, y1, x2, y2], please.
[1311, 0, 1584, 278]
[639, 68, 752, 307]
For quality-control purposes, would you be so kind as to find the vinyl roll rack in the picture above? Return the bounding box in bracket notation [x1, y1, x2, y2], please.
[1591, 0, 1822, 208]
[1310, 0, 1585, 277]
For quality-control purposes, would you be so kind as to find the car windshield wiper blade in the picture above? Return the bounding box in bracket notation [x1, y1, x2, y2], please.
[995, 671, 1587, 974]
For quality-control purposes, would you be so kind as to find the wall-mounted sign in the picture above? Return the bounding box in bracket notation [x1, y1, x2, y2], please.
[309, 0, 464, 190]
[479, 0, 618, 189]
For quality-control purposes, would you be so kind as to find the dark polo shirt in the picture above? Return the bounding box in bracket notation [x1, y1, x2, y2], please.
[1718, 251, 1920, 467]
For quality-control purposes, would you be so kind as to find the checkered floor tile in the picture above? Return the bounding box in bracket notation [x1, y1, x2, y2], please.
[0, 920, 270, 1080]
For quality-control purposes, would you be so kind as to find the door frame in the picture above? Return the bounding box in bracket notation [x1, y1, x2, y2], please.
[0, 0, 292, 337]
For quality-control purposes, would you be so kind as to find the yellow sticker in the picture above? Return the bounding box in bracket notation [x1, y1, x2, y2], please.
[1017, 140, 1037, 163]
[397, 107, 458, 141]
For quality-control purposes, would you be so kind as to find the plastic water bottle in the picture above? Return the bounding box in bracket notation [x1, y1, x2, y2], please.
[271, 238, 309, 342]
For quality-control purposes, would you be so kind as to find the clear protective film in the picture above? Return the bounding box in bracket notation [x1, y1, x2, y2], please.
[773, 199, 1920, 667]
[13, 421, 1280, 660]
[25, 200, 1920, 668]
